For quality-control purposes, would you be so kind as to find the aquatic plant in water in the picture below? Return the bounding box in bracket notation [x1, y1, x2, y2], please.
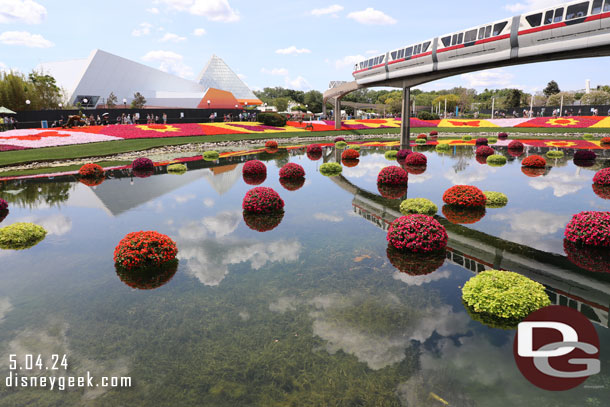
[442, 185, 487, 207]
[114, 231, 178, 271]
[386, 245, 446, 276]
[486, 154, 507, 166]
[399, 198, 437, 216]
[564, 211, 610, 247]
[0, 222, 46, 250]
[386, 215, 448, 253]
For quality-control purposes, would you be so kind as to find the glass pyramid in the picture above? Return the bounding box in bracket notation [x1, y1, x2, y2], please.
[197, 55, 259, 102]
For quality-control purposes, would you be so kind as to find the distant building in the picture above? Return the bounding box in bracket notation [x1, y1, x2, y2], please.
[38, 49, 262, 109]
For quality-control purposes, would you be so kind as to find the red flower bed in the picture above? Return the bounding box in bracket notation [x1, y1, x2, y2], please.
[342, 149, 360, 160]
[78, 163, 104, 178]
[564, 211, 610, 247]
[265, 140, 278, 148]
[574, 150, 596, 161]
[307, 150, 322, 161]
[442, 205, 486, 224]
[243, 160, 267, 177]
[404, 152, 427, 166]
[342, 158, 360, 168]
[243, 173, 267, 186]
[475, 138, 489, 146]
[243, 210, 284, 232]
[564, 240, 610, 273]
[116, 259, 178, 290]
[508, 140, 524, 150]
[593, 168, 610, 186]
[396, 149, 412, 160]
[386, 245, 446, 276]
[377, 166, 409, 186]
[522, 155, 546, 168]
[521, 167, 546, 177]
[442, 185, 487, 207]
[114, 231, 178, 271]
[593, 184, 610, 200]
[387, 215, 448, 253]
[242, 187, 285, 214]
[498, 132, 508, 139]
[403, 165, 427, 175]
[279, 163, 305, 179]
[378, 183, 408, 199]
[280, 177, 305, 191]
[417, 134, 427, 140]
[476, 146, 494, 156]
[132, 157, 154, 170]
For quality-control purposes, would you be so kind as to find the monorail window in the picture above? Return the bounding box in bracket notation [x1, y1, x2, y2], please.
[592, 0, 603, 14]
[493, 21, 508, 36]
[566, 2, 589, 19]
[405, 47, 413, 57]
[415, 44, 422, 54]
[380, 55, 385, 63]
[526, 13, 542, 27]
[478, 27, 485, 40]
[457, 33, 463, 44]
[391, 51, 397, 60]
[441, 36, 451, 47]
[451, 34, 458, 46]
[465, 29, 478, 43]
[604, 0, 610, 12]
[554, 8, 564, 23]
[398, 49, 405, 58]
[374, 57, 379, 65]
[544, 10, 554, 24]
[423, 41, 431, 52]
[368, 58, 374, 66]
[485, 25, 492, 38]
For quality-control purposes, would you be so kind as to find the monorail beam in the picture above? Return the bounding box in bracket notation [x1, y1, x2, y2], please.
[400, 87, 411, 149]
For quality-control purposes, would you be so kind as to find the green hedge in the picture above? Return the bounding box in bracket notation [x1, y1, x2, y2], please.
[417, 111, 440, 120]
[258, 112, 287, 127]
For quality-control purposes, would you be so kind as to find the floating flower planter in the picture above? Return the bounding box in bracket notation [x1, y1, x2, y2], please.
[243, 160, 267, 178]
[386, 245, 446, 276]
[377, 166, 408, 186]
[319, 163, 342, 176]
[564, 211, 609, 247]
[335, 141, 348, 149]
[546, 150, 565, 159]
[265, 140, 278, 149]
[475, 137, 489, 146]
[306, 144, 322, 160]
[522, 155, 546, 168]
[243, 210, 285, 232]
[498, 132, 509, 139]
[79, 163, 104, 178]
[476, 146, 494, 156]
[116, 259, 179, 290]
[573, 150, 596, 167]
[279, 177, 305, 191]
[341, 158, 359, 168]
[132, 157, 154, 170]
[442, 185, 487, 207]
[564, 240, 610, 274]
[0, 222, 46, 250]
[341, 149, 360, 160]
[114, 231, 178, 271]
[592, 184, 610, 200]
[167, 163, 187, 174]
[203, 151, 220, 161]
[484, 191, 508, 208]
[384, 150, 398, 160]
[386, 215, 448, 253]
[593, 169, 610, 187]
[521, 167, 546, 177]
[279, 163, 305, 179]
[486, 154, 507, 167]
[396, 149, 412, 160]
[442, 205, 486, 224]
[0, 199, 8, 224]
[399, 198, 437, 216]
[242, 187, 285, 214]
[488, 137, 498, 144]
[403, 165, 427, 175]
[508, 140, 524, 150]
[476, 155, 488, 165]
[377, 183, 408, 199]
[404, 152, 427, 166]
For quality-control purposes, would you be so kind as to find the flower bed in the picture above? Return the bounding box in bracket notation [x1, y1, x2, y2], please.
[521, 167, 546, 177]
[242, 187, 285, 214]
[114, 231, 178, 271]
[399, 198, 437, 216]
[487, 154, 507, 166]
[0, 222, 47, 250]
[404, 152, 427, 166]
[546, 150, 565, 159]
[116, 259, 179, 290]
[522, 155, 546, 168]
[243, 210, 285, 232]
[573, 150, 596, 161]
[377, 183, 408, 199]
[377, 166, 408, 186]
[243, 160, 267, 177]
[279, 163, 305, 179]
[203, 151, 220, 161]
[593, 168, 610, 186]
[564, 240, 610, 273]
[476, 146, 494, 156]
[265, 140, 278, 149]
[462, 270, 550, 325]
[386, 245, 446, 276]
[167, 163, 187, 174]
[475, 137, 489, 146]
[592, 184, 610, 200]
[132, 157, 154, 170]
[484, 191, 508, 208]
[79, 163, 104, 178]
[442, 205, 486, 224]
[342, 158, 359, 167]
[385, 150, 398, 160]
[386, 214, 448, 253]
[320, 162, 342, 176]
[442, 185, 487, 207]
[508, 140, 524, 150]
[279, 177, 305, 191]
[335, 141, 348, 149]
[396, 149, 412, 160]
[564, 211, 610, 247]
[341, 149, 360, 160]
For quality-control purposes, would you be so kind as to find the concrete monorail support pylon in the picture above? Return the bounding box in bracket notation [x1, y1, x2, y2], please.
[400, 87, 411, 149]
[334, 97, 342, 130]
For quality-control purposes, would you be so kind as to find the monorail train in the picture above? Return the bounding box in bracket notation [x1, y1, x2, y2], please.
[353, 0, 610, 84]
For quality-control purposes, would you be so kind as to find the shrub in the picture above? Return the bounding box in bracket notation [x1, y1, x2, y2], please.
[476, 146, 494, 156]
[242, 187, 285, 214]
[593, 168, 610, 185]
[386, 245, 446, 276]
[442, 205, 486, 224]
[546, 150, 565, 159]
[396, 149, 412, 160]
[243, 160, 267, 177]
[132, 157, 154, 170]
[342, 158, 359, 168]
[404, 152, 427, 166]
[0, 222, 47, 250]
[243, 210, 285, 232]
[487, 154, 507, 166]
[498, 132, 509, 139]
[400, 198, 438, 216]
[484, 191, 508, 208]
[429, 131, 438, 137]
[167, 163, 187, 174]
[443, 185, 487, 207]
[342, 149, 360, 160]
[508, 140, 524, 150]
[377, 183, 408, 199]
[564, 211, 610, 247]
[417, 134, 427, 140]
[334, 137, 345, 142]
[116, 259, 178, 290]
[475, 137, 488, 146]
[279, 163, 305, 179]
[564, 240, 610, 273]
[243, 173, 266, 185]
[385, 150, 398, 160]
[592, 184, 610, 200]
[488, 137, 498, 144]
[415, 138, 426, 144]
[522, 155, 546, 168]
[436, 143, 451, 152]
[601, 137, 610, 145]
[279, 177, 305, 191]
[79, 163, 104, 178]
[462, 135, 472, 141]
[583, 133, 594, 140]
[265, 140, 278, 149]
[462, 270, 551, 324]
[203, 151, 220, 161]
[386, 214, 448, 253]
[114, 231, 178, 271]
[258, 112, 287, 127]
[335, 141, 348, 149]
[319, 162, 342, 176]
[377, 166, 409, 186]
[574, 150, 596, 161]
[417, 111, 439, 120]
[521, 167, 546, 177]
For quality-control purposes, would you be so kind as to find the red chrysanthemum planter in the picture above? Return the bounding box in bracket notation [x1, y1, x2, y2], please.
[133, 168, 154, 178]
[265, 140, 278, 149]
[334, 137, 345, 142]
[417, 134, 427, 140]
[79, 163, 104, 178]
[387, 215, 448, 253]
[342, 158, 360, 168]
[593, 168, 610, 186]
[243, 160, 267, 177]
[116, 259, 179, 290]
[442, 205, 486, 224]
[574, 150, 597, 162]
[404, 152, 427, 166]
[508, 140, 524, 150]
[386, 245, 446, 276]
[242, 187, 285, 214]
[279, 163, 305, 179]
[307, 150, 322, 161]
[475, 155, 488, 165]
[377, 183, 408, 199]
[564, 240, 610, 273]
[403, 165, 427, 175]
[79, 177, 105, 187]
[377, 166, 409, 186]
[132, 157, 154, 170]
[243, 210, 284, 232]
[521, 167, 546, 177]
[522, 155, 546, 168]
[429, 131, 438, 137]
[498, 132, 509, 140]
[475, 138, 489, 146]
[396, 149, 412, 160]
[114, 231, 178, 271]
[593, 184, 610, 200]
[564, 211, 610, 247]
[342, 149, 360, 160]
[243, 173, 267, 186]
[442, 185, 487, 207]
[279, 177, 305, 191]
[265, 147, 279, 154]
[508, 149, 524, 158]
[0, 199, 8, 212]
[476, 146, 494, 156]
[307, 144, 322, 154]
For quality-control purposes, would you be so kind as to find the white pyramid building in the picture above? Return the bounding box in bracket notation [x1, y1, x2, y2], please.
[197, 55, 261, 106]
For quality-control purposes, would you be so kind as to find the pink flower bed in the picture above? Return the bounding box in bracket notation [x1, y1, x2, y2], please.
[0, 129, 121, 148]
[0, 144, 29, 151]
[230, 124, 285, 132]
[102, 123, 206, 139]
[387, 215, 448, 253]
[564, 211, 610, 247]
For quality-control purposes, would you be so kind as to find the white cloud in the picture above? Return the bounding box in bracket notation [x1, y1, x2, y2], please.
[444, 164, 496, 185]
[16, 214, 72, 236]
[192, 28, 206, 36]
[237, 73, 247, 80]
[505, 0, 561, 13]
[365, 50, 379, 55]
[158, 0, 239, 22]
[132, 22, 153, 37]
[313, 213, 343, 222]
[335, 54, 365, 70]
[347, 8, 397, 25]
[147, 7, 160, 14]
[0, 297, 12, 324]
[527, 168, 590, 197]
[285, 76, 312, 91]
[311, 5, 344, 16]
[0, 0, 46, 24]
[0, 31, 53, 48]
[174, 194, 196, 203]
[461, 69, 515, 88]
[261, 67, 289, 76]
[492, 210, 571, 253]
[141, 50, 194, 78]
[392, 268, 452, 286]
[203, 198, 215, 207]
[160, 32, 186, 42]
[276, 46, 311, 55]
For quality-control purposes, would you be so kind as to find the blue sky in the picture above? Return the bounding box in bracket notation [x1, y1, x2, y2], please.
[0, 0, 608, 95]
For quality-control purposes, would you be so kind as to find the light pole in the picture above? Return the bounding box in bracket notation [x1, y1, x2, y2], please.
[491, 97, 495, 119]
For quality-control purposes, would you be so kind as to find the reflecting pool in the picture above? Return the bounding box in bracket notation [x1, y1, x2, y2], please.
[0, 144, 609, 406]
